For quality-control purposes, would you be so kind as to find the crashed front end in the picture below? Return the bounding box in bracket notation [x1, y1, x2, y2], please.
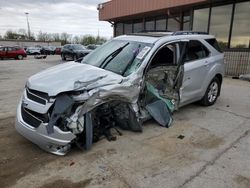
[15, 38, 178, 155]
[15, 62, 146, 155]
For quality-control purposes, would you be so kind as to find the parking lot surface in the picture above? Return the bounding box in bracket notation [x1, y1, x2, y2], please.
[0, 56, 250, 188]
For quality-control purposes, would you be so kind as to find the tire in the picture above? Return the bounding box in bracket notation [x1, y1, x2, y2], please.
[17, 55, 23, 60]
[73, 54, 77, 61]
[200, 77, 221, 106]
[61, 54, 66, 61]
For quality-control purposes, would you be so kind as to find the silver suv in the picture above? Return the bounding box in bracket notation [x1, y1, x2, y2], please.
[16, 31, 225, 155]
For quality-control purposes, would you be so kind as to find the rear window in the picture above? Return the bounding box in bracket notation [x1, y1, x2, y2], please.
[14, 47, 21, 50]
[205, 38, 222, 53]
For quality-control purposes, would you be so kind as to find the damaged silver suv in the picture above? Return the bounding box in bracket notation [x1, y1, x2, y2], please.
[16, 31, 224, 155]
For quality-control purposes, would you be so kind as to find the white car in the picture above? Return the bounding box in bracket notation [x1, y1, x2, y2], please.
[26, 47, 41, 55]
[16, 31, 224, 155]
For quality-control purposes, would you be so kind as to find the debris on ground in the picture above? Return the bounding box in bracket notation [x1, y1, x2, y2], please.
[239, 74, 250, 82]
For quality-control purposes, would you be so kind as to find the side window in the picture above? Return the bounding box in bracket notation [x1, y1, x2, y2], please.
[150, 43, 177, 67]
[0, 47, 4, 51]
[184, 40, 210, 62]
[7, 47, 14, 51]
[205, 38, 222, 53]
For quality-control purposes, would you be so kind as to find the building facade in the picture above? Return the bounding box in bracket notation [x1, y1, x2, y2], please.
[99, 0, 249, 50]
[98, 0, 250, 76]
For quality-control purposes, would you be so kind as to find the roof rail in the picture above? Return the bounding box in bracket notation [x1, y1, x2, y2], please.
[172, 31, 208, 35]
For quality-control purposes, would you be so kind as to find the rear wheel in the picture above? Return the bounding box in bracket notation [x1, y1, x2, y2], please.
[17, 55, 23, 60]
[61, 54, 66, 61]
[73, 54, 77, 61]
[200, 77, 220, 106]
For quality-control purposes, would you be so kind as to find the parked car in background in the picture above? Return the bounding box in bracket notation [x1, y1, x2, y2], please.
[55, 47, 62, 55]
[86, 44, 101, 50]
[26, 47, 41, 55]
[61, 44, 92, 61]
[0, 46, 27, 60]
[40, 46, 56, 55]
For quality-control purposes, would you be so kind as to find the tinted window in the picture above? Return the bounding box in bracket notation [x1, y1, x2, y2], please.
[210, 4, 232, 50]
[205, 38, 222, 53]
[133, 19, 143, 33]
[115, 23, 123, 36]
[193, 8, 209, 32]
[183, 12, 191, 30]
[124, 22, 132, 34]
[231, 1, 250, 48]
[145, 18, 155, 31]
[184, 40, 209, 62]
[167, 17, 180, 31]
[156, 16, 166, 31]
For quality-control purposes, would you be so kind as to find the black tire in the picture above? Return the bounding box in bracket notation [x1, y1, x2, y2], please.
[200, 77, 221, 106]
[61, 54, 66, 61]
[73, 54, 77, 61]
[17, 55, 23, 60]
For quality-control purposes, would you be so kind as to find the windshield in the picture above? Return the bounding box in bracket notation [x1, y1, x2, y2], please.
[73, 44, 86, 50]
[82, 40, 152, 76]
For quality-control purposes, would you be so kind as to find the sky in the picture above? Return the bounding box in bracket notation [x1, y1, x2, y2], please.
[0, 0, 113, 38]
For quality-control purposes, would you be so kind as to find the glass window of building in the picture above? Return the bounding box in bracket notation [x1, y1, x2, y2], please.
[209, 4, 232, 50]
[183, 15, 190, 30]
[231, 1, 250, 48]
[115, 23, 123, 36]
[124, 22, 133, 34]
[145, 18, 155, 31]
[133, 19, 143, 33]
[193, 8, 209, 32]
[156, 16, 166, 31]
[167, 17, 180, 31]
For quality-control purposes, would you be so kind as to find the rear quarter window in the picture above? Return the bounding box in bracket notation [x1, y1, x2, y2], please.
[205, 38, 222, 53]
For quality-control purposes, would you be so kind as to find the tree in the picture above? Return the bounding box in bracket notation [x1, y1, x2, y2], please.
[52, 33, 60, 42]
[37, 31, 52, 42]
[73, 35, 81, 44]
[18, 29, 27, 37]
[4, 30, 17, 39]
[61, 32, 71, 45]
[80, 35, 96, 46]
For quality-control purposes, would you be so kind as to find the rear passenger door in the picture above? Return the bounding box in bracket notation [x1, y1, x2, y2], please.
[180, 40, 210, 105]
[0, 47, 6, 58]
[7, 47, 16, 58]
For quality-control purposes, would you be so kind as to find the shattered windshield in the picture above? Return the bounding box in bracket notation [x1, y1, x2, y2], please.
[81, 40, 152, 76]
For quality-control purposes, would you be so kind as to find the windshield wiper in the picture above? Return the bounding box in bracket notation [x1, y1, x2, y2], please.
[100, 42, 129, 69]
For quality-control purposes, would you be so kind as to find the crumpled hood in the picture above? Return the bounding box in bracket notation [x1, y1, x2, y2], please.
[27, 62, 123, 96]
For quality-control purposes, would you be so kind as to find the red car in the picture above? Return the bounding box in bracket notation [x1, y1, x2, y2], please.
[55, 47, 62, 55]
[0, 46, 27, 60]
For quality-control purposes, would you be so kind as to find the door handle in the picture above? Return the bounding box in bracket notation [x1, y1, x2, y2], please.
[204, 61, 209, 67]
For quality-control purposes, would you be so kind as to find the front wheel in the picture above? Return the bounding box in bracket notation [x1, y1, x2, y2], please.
[17, 55, 23, 60]
[73, 54, 77, 61]
[200, 77, 220, 106]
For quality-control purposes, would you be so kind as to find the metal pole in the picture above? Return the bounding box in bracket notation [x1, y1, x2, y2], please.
[25, 12, 31, 40]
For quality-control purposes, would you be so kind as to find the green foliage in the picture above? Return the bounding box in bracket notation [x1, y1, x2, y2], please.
[2, 29, 107, 45]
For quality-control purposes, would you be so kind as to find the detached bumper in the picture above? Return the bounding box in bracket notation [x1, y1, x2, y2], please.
[15, 102, 76, 155]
